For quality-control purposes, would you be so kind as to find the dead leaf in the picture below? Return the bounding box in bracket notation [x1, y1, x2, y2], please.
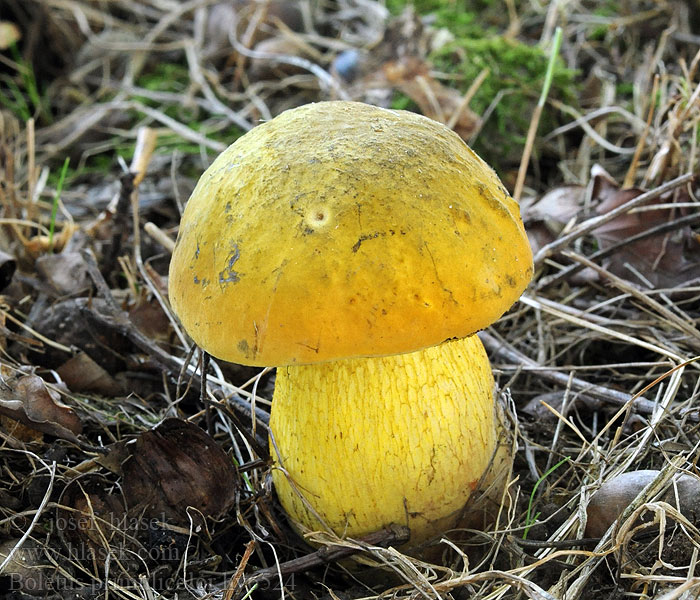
[121, 419, 238, 526]
[31, 298, 130, 372]
[0, 415, 43, 442]
[57, 352, 125, 396]
[0, 374, 82, 441]
[522, 185, 586, 253]
[35, 251, 89, 296]
[591, 166, 700, 288]
[0, 539, 57, 594]
[128, 296, 172, 346]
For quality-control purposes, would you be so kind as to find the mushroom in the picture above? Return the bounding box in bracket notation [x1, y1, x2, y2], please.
[168, 101, 533, 547]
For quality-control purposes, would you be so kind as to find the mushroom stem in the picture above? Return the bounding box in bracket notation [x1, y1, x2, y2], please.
[269, 334, 507, 546]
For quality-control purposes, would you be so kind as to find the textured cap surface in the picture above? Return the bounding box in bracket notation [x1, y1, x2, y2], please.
[168, 101, 533, 366]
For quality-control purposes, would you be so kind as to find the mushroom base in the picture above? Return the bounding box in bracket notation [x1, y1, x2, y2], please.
[269, 335, 509, 548]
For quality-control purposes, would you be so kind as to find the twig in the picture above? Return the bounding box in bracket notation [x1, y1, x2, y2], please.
[560, 251, 700, 346]
[101, 171, 134, 280]
[479, 330, 664, 416]
[447, 68, 489, 131]
[237, 526, 410, 593]
[144, 222, 176, 252]
[519, 294, 684, 362]
[623, 74, 658, 188]
[229, 31, 350, 100]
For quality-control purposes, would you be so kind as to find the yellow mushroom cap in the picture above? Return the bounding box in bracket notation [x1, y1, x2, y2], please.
[168, 101, 533, 366]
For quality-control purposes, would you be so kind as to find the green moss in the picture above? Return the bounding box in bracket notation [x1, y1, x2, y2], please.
[430, 36, 577, 169]
[386, 0, 516, 36]
[383, 2, 578, 172]
[136, 62, 190, 94]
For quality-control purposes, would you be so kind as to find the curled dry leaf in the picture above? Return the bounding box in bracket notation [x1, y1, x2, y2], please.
[121, 419, 238, 526]
[585, 469, 700, 539]
[56, 351, 125, 396]
[0, 374, 82, 441]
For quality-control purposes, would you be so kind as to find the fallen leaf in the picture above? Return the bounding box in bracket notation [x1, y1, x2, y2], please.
[521, 185, 586, 253]
[0, 539, 57, 594]
[591, 165, 700, 288]
[31, 298, 130, 372]
[57, 352, 125, 396]
[0, 374, 82, 441]
[121, 419, 238, 526]
[35, 251, 89, 296]
[128, 296, 172, 346]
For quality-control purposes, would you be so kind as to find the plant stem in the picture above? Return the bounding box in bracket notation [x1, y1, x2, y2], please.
[513, 26, 563, 203]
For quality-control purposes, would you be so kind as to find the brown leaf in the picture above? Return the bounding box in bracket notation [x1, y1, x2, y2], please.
[521, 185, 586, 253]
[121, 419, 238, 525]
[128, 296, 172, 346]
[0, 374, 82, 441]
[57, 352, 125, 396]
[590, 166, 700, 288]
[0, 539, 57, 594]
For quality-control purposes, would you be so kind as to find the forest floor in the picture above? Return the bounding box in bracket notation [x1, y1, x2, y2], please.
[1, 1, 700, 599]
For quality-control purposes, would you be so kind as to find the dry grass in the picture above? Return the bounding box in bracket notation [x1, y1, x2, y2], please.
[1, 0, 700, 598]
